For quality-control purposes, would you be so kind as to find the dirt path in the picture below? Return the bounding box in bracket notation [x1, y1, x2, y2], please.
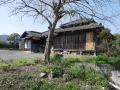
[0, 49, 43, 60]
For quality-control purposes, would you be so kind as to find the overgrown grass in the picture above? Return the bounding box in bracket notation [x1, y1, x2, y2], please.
[57, 82, 81, 90]
[0, 54, 117, 90]
[25, 80, 81, 90]
[66, 65, 108, 87]
[34, 55, 110, 90]
[0, 70, 39, 90]
[74, 56, 118, 64]
[25, 68, 108, 90]
[10, 58, 36, 67]
[25, 81, 55, 90]
[0, 58, 40, 90]
[52, 54, 120, 66]
[0, 58, 37, 70]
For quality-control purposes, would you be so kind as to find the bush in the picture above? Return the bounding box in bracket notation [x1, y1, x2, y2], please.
[50, 54, 63, 63]
[95, 56, 120, 66]
[107, 46, 120, 57]
[0, 62, 10, 71]
[51, 55, 81, 67]
[57, 82, 81, 90]
[34, 58, 42, 64]
[60, 59, 74, 67]
[25, 81, 55, 90]
[40, 65, 52, 73]
[0, 41, 13, 49]
[25, 81, 81, 90]
[85, 69, 108, 87]
[66, 65, 86, 81]
[40, 64, 64, 77]
[65, 56, 97, 63]
[0, 58, 36, 70]
[50, 54, 77, 69]
[95, 56, 109, 64]
[65, 65, 108, 87]
[10, 58, 35, 67]
[51, 65, 64, 77]
[112, 58, 120, 70]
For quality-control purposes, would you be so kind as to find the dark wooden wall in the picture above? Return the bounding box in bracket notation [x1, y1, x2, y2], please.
[31, 38, 46, 52]
[31, 40, 40, 52]
[53, 31, 86, 51]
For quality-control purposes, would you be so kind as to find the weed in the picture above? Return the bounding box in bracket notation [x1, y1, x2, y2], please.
[57, 82, 81, 90]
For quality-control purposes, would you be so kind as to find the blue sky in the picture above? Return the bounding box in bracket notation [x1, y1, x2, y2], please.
[0, 1, 120, 35]
[0, 6, 49, 35]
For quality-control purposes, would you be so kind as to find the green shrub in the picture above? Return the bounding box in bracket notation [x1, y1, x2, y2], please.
[0, 62, 8, 68]
[67, 58, 80, 63]
[25, 81, 55, 90]
[20, 73, 33, 80]
[34, 58, 42, 64]
[95, 56, 120, 66]
[0, 58, 36, 70]
[95, 56, 109, 64]
[65, 65, 108, 87]
[10, 58, 35, 67]
[0, 60, 10, 71]
[85, 69, 108, 87]
[0, 41, 13, 49]
[107, 46, 120, 57]
[66, 65, 86, 81]
[57, 82, 81, 90]
[50, 54, 63, 63]
[25, 81, 81, 90]
[39, 82, 55, 90]
[60, 59, 74, 67]
[0, 62, 10, 71]
[40, 64, 64, 77]
[40, 65, 52, 73]
[52, 57, 80, 68]
[112, 57, 120, 70]
[51, 65, 64, 77]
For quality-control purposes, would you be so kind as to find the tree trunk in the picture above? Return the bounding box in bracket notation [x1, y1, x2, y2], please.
[44, 15, 59, 64]
[44, 28, 54, 64]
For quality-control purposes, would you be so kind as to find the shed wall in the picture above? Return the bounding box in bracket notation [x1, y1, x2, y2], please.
[85, 31, 94, 50]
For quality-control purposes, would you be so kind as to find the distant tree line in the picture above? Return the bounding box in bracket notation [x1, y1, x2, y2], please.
[0, 41, 12, 49]
[0, 33, 20, 49]
[98, 28, 120, 56]
[7, 33, 20, 49]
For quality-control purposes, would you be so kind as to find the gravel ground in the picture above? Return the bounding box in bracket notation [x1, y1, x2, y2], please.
[0, 50, 44, 60]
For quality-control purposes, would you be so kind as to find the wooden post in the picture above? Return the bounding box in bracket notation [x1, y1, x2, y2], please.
[94, 51, 96, 56]
[80, 51, 82, 55]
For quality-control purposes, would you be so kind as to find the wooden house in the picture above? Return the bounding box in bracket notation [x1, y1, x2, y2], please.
[20, 19, 104, 55]
[19, 31, 46, 52]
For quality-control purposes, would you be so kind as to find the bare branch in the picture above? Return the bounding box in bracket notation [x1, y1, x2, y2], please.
[21, 0, 52, 25]
[38, 0, 53, 9]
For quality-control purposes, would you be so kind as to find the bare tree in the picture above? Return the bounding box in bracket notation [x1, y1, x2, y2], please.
[0, 0, 118, 64]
